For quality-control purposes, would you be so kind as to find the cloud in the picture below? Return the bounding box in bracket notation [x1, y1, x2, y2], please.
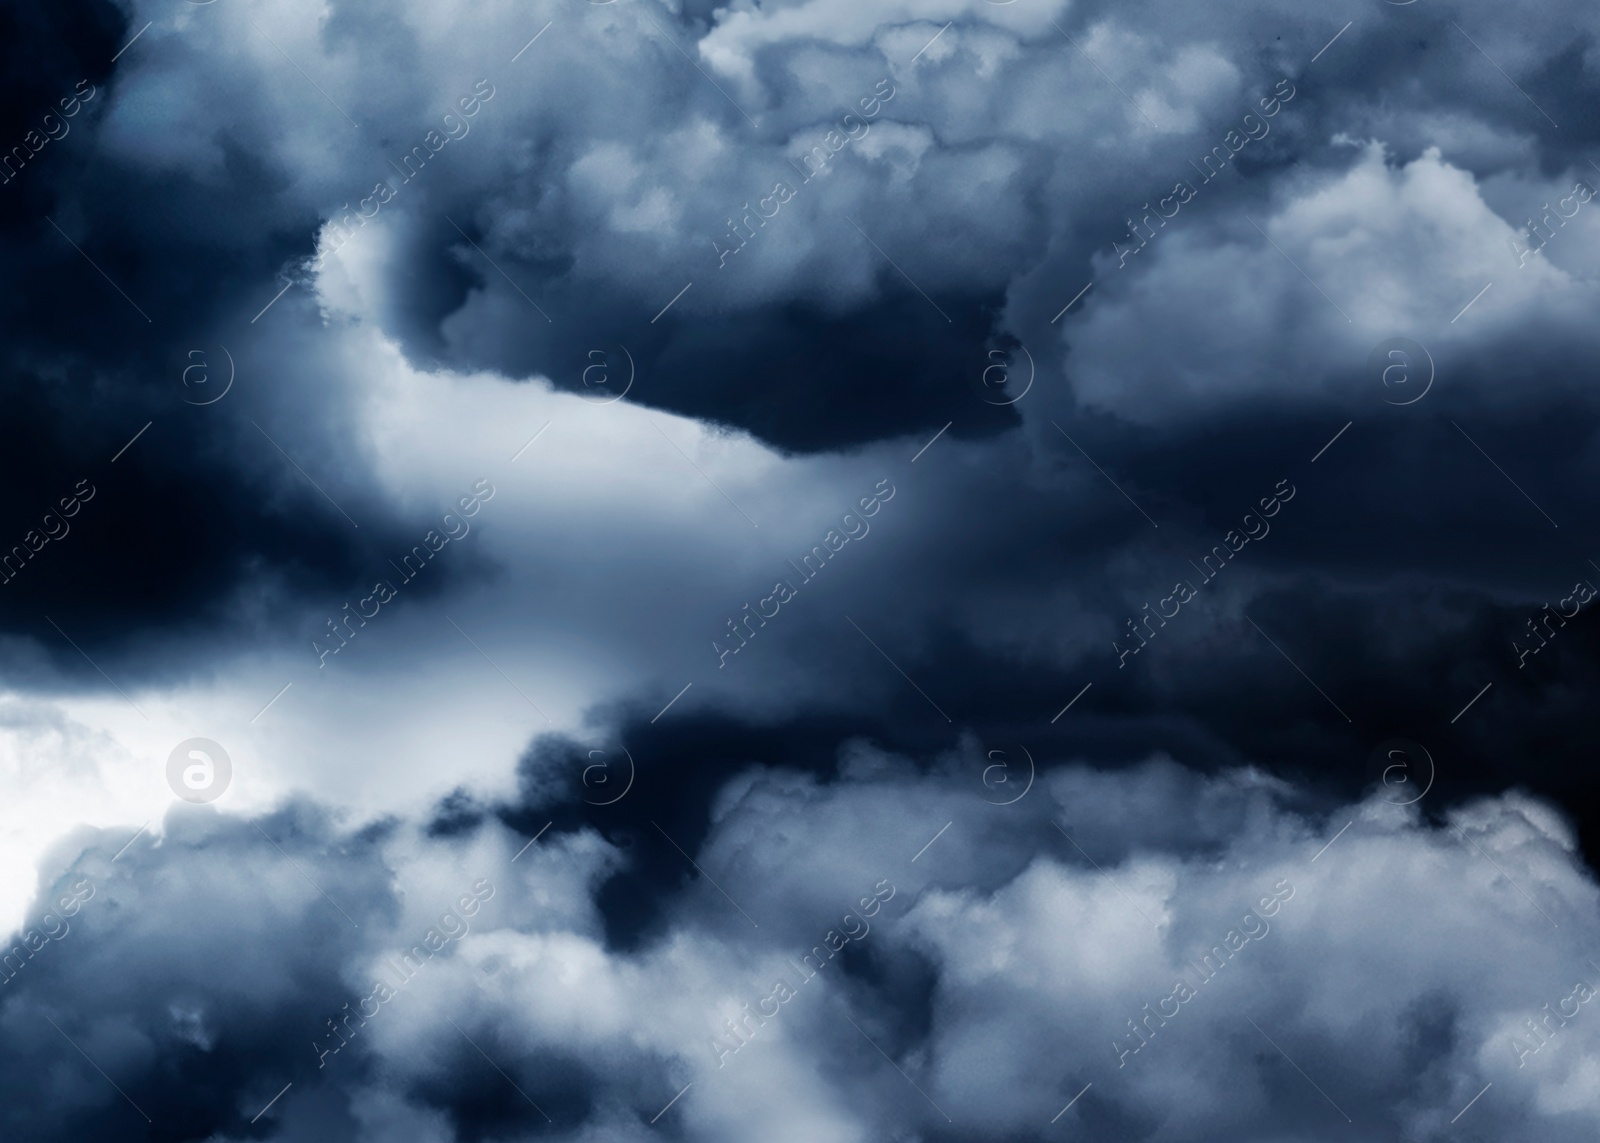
[1059, 142, 1599, 423]
[6, 2, 1600, 1137]
[4, 752, 1598, 1140]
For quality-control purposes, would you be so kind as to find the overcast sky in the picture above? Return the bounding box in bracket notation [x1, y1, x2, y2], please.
[1, 0, 1598, 1139]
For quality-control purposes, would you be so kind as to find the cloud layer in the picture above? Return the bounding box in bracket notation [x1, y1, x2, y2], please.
[1, 0, 1598, 1137]
[5, 757, 1599, 1140]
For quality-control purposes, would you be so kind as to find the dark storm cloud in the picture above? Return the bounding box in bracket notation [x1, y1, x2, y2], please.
[2, 0, 1595, 675]
[0, 0, 514, 675]
[2, 0, 1595, 880]
[8, 749, 1600, 1141]
[0, 803, 395, 1141]
[413, 261, 1019, 452]
[356, 0, 1600, 453]
[475, 369, 1600, 884]
[4, 0, 1600, 1134]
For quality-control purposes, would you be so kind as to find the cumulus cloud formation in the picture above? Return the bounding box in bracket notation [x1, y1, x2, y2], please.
[1065, 142, 1600, 421]
[6, 756, 1599, 1141]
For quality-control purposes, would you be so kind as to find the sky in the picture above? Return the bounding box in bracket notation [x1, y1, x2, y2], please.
[1, 0, 1599, 1139]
